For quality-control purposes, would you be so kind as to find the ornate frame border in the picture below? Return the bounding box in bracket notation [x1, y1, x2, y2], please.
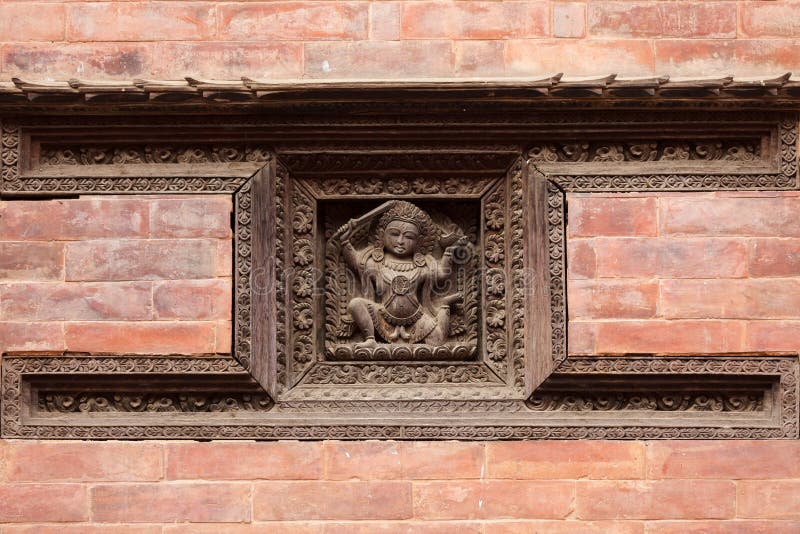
[1, 107, 798, 439]
[2, 355, 795, 439]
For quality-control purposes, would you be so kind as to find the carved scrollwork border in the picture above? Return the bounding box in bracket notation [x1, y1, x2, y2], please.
[539, 116, 798, 192]
[2, 355, 795, 439]
[275, 168, 520, 395]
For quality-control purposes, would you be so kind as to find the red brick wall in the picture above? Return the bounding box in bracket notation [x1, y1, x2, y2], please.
[1, 440, 799, 531]
[568, 192, 800, 355]
[3, 0, 800, 530]
[2, 1, 800, 79]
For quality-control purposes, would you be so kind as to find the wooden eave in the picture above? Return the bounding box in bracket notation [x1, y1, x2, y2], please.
[2, 73, 800, 112]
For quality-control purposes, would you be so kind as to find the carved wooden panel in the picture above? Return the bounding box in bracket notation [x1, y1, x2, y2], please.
[1, 105, 798, 439]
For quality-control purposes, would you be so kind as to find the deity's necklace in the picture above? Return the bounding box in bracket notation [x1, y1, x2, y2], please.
[383, 258, 417, 272]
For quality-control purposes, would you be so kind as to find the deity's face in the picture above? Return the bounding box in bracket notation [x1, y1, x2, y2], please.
[383, 220, 420, 258]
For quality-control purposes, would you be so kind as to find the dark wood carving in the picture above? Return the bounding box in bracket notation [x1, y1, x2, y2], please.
[2, 355, 795, 439]
[325, 199, 476, 360]
[0, 101, 798, 440]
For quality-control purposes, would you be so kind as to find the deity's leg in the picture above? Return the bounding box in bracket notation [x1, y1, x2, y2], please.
[426, 306, 451, 346]
[347, 297, 378, 348]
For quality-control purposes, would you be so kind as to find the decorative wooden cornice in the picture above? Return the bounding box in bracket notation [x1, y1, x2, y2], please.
[2, 74, 800, 109]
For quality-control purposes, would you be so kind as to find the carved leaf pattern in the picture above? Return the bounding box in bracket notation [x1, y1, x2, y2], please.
[547, 181, 567, 365]
[527, 139, 761, 163]
[305, 176, 494, 197]
[482, 181, 508, 376]
[508, 159, 527, 386]
[40, 393, 274, 413]
[289, 182, 317, 381]
[2, 356, 794, 439]
[527, 393, 763, 412]
[39, 145, 272, 166]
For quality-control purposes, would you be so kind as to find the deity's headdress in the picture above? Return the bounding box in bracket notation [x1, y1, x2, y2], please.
[372, 200, 436, 257]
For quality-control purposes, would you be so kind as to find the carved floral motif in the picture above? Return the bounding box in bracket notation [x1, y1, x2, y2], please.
[39, 392, 274, 413]
[528, 139, 761, 163]
[527, 393, 764, 412]
[39, 145, 272, 166]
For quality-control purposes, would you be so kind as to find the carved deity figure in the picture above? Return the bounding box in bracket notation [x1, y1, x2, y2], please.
[337, 201, 468, 348]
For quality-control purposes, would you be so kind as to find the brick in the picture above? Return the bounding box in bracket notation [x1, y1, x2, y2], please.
[65, 239, 219, 281]
[567, 240, 596, 279]
[154, 280, 231, 320]
[0, 322, 65, 353]
[412, 480, 483, 520]
[645, 521, 800, 534]
[4, 441, 163, 482]
[595, 238, 747, 278]
[488, 441, 644, 480]
[569, 280, 658, 319]
[150, 197, 232, 238]
[595, 238, 659, 278]
[167, 441, 322, 480]
[554, 3, 587, 39]
[1, 282, 152, 321]
[305, 41, 453, 78]
[216, 239, 233, 277]
[454, 40, 506, 77]
[65, 322, 216, 354]
[750, 238, 800, 277]
[215, 320, 232, 353]
[153, 42, 303, 79]
[219, 2, 368, 41]
[655, 238, 748, 278]
[0, 484, 88, 522]
[400, 441, 483, 480]
[741, 2, 800, 38]
[506, 39, 654, 77]
[370, 1, 402, 41]
[325, 441, 483, 480]
[485, 521, 644, 534]
[738, 481, 800, 519]
[325, 522, 483, 534]
[325, 441, 403, 480]
[0, 242, 64, 281]
[254, 481, 412, 520]
[568, 321, 597, 355]
[92, 482, 250, 523]
[401, 2, 549, 39]
[414, 481, 575, 520]
[588, 2, 735, 38]
[4, 527, 162, 534]
[746, 321, 800, 352]
[3, 42, 151, 79]
[655, 39, 800, 78]
[660, 279, 800, 319]
[0, 3, 65, 42]
[68, 2, 215, 41]
[0, 199, 148, 241]
[568, 197, 657, 238]
[595, 320, 745, 354]
[150, 197, 231, 239]
[661, 196, 800, 237]
[647, 441, 800, 480]
[576, 480, 735, 519]
[164, 526, 321, 534]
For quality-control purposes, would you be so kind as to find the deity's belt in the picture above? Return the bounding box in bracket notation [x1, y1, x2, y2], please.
[379, 306, 423, 326]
